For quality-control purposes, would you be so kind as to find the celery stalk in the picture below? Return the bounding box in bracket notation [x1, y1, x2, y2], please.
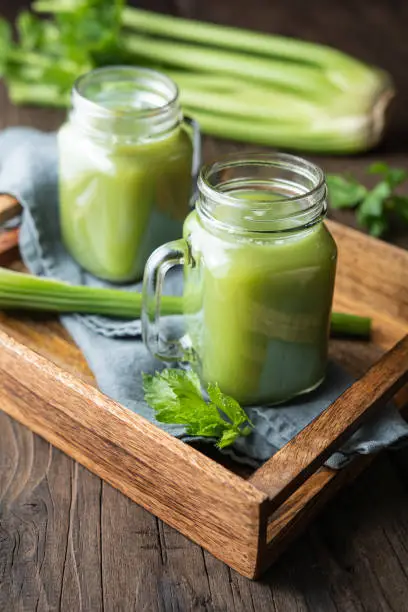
[331, 312, 371, 337]
[120, 8, 360, 70]
[0, 268, 181, 318]
[170, 72, 325, 122]
[0, 268, 371, 337]
[120, 8, 388, 98]
[182, 107, 382, 153]
[8, 81, 69, 107]
[8, 48, 84, 75]
[122, 34, 336, 98]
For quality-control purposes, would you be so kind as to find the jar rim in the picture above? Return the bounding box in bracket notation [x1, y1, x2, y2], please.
[73, 65, 179, 118]
[70, 66, 182, 142]
[197, 152, 327, 234]
[198, 151, 325, 205]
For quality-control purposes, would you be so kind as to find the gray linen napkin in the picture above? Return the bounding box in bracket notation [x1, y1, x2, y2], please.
[1, 127, 407, 470]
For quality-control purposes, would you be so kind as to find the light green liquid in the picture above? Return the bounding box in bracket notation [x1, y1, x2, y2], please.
[183, 195, 337, 406]
[58, 123, 193, 282]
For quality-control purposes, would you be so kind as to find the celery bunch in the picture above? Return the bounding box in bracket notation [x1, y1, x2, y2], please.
[0, 1, 394, 153]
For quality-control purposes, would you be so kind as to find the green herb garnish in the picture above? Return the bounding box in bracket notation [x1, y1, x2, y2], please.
[142, 369, 253, 449]
[327, 162, 408, 237]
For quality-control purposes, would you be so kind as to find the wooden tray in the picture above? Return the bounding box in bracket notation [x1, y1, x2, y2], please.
[0, 195, 407, 580]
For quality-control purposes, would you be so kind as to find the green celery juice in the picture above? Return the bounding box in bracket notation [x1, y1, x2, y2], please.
[59, 124, 192, 283]
[58, 67, 194, 283]
[183, 189, 337, 406]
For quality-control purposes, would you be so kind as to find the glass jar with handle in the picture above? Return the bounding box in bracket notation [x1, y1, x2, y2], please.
[58, 66, 200, 283]
[142, 153, 337, 406]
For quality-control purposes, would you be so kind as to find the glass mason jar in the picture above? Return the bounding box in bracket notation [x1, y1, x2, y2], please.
[58, 66, 200, 283]
[142, 153, 337, 406]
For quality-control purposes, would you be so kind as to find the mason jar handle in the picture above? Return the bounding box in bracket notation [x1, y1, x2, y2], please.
[142, 238, 192, 362]
[184, 116, 201, 205]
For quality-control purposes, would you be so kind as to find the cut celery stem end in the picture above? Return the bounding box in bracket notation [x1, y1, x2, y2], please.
[331, 312, 371, 337]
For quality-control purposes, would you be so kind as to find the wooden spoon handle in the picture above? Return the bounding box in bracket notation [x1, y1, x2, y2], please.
[0, 196, 21, 262]
[0, 195, 22, 226]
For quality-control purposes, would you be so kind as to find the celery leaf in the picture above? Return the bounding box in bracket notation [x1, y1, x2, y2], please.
[326, 174, 367, 209]
[142, 369, 253, 448]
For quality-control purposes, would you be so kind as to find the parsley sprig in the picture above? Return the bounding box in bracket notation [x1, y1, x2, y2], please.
[142, 369, 253, 449]
[327, 162, 408, 237]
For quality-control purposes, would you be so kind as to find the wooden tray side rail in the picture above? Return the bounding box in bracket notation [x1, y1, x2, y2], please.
[252, 336, 408, 576]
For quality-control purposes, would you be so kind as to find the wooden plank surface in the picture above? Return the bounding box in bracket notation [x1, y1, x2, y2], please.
[2, 0, 408, 609]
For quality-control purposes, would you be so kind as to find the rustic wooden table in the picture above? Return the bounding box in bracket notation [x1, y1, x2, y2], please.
[1, 0, 408, 610]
